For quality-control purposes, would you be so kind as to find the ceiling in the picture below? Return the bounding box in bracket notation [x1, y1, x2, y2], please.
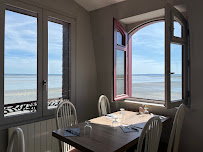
[120, 5, 187, 24]
[74, 0, 126, 11]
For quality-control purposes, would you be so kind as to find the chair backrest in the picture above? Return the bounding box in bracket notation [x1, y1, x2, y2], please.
[167, 104, 185, 152]
[137, 116, 162, 152]
[98, 95, 111, 116]
[56, 100, 78, 152]
[7, 127, 25, 152]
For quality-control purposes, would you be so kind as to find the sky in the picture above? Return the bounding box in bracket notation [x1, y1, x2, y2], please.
[4, 10, 63, 74]
[5, 10, 181, 75]
[132, 21, 182, 74]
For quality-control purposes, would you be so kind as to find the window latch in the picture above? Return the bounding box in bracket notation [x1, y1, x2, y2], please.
[43, 80, 47, 86]
[170, 72, 175, 74]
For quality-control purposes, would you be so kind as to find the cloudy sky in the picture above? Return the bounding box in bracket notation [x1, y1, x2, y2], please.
[132, 21, 182, 74]
[5, 10, 63, 74]
[5, 10, 181, 75]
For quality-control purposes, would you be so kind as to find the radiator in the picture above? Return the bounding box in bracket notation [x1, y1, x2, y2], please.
[8, 118, 60, 152]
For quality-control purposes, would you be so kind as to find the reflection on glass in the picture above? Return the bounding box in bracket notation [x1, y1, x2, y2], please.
[174, 20, 182, 38]
[117, 31, 123, 45]
[132, 22, 165, 100]
[48, 21, 63, 103]
[116, 50, 125, 96]
[170, 44, 182, 101]
[4, 10, 37, 116]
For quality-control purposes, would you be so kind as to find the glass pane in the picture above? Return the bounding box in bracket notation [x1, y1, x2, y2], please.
[48, 20, 63, 109]
[170, 43, 182, 101]
[132, 22, 165, 101]
[174, 20, 182, 38]
[4, 10, 37, 116]
[116, 50, 125, 95]
[48, 19, 69, 109]
[117, 31, 123, 45]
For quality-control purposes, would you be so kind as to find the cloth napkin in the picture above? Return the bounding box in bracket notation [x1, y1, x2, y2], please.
[64, 128, 80, 137]
[120, 125, 139, 133]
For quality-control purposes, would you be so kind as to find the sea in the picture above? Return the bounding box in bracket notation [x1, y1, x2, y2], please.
[4, 74, 182, 104]
[4, 74, 62, 104]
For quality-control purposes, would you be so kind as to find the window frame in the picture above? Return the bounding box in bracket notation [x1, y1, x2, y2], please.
[114, 5, 189, 108]
[113, 18, 130, 101]
[0, 1, 43, 127]
[42, 10, 76, 117]
[165, 4, 189, 108]
[0, 1, 76, 129]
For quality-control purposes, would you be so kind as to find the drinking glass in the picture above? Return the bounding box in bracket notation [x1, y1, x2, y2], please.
[84, 121, 92, 136]
[118, 108, 125, 122]
[112, 116, 119, 129]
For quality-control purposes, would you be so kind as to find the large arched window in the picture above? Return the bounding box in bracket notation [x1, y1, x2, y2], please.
[114, 4, 189, 108]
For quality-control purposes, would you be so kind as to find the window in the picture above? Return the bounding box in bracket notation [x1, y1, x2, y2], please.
[113, 18, 130, 101]
[0, 2, 76, 129]
[47, 17, 70, 109]
[113, 4, 189, 108]
[4, 8, 38, 117]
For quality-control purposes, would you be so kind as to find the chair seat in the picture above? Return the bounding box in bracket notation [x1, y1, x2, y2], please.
[68, 148, 81, 152]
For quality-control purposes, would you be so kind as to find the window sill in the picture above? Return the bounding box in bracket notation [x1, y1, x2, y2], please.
[124, 99, 165, 107]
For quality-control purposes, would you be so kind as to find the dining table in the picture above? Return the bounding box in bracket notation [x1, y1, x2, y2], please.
[52, 110, 170, 152]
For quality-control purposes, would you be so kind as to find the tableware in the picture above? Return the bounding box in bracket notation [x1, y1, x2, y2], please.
[112, 116, 119, 129]
[84, 121, 92, 136]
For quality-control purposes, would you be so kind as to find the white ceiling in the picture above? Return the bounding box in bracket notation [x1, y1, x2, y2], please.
[120, 5, 187, 24]
[74, 0, 126, 11]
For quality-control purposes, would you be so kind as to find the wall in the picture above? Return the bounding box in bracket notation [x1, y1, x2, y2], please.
[178, 0, 203, 151]
[0, 0, 97, 151]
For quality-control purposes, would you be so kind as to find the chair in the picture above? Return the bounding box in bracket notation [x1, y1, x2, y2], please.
[167, 104, 185, 152]
[7, 127, 25, 152]
[98, 95, 111, 116]
[136, 116, 162, 152]
[56, 100, 78, 152]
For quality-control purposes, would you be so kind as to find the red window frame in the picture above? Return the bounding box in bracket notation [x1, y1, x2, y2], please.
[113, 18, 131, 101]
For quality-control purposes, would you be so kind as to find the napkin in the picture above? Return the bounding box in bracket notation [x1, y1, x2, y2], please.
[64, 128, 80, 137]
[120, 125, 139, 133]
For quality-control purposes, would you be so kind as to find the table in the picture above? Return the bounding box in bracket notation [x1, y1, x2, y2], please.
[52, 111, 169, 152]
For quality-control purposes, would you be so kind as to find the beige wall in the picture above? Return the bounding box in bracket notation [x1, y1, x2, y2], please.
[90, 0, 203, 151]
[178, 0, 203, 151]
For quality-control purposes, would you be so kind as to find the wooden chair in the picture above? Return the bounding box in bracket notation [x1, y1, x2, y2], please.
[136, 116, 162, 152]
[56, 100, 78, 152]
[98, 95, 111, 116]
[167, 104, 185, 152]
[7, 127, 25, 152]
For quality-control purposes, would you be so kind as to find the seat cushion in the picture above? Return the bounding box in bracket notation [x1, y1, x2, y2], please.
[68, 148, 81, 152]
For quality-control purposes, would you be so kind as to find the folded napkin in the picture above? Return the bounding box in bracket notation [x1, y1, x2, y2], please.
[120, 125, 139, 133]
[64, 128, 80, 137]
[130, 123, 145, 129]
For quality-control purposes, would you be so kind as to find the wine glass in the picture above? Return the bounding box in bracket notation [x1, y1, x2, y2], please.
[84, 121, 92, 136]
[112, 116, 119, 129]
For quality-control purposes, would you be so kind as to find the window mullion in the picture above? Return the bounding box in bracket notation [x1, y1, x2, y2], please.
[165, 3, 172, 108]
[0, 2, 5, 122]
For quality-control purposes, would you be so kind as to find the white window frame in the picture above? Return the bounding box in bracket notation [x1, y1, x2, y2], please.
[42, 10, 76, 117]
[165, 3, 189, 108]
[0, 1, 43, 128]
[0, 0, 76, 129]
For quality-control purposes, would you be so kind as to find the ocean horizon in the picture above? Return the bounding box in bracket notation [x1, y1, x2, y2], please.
[4, 74, 182, 104]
